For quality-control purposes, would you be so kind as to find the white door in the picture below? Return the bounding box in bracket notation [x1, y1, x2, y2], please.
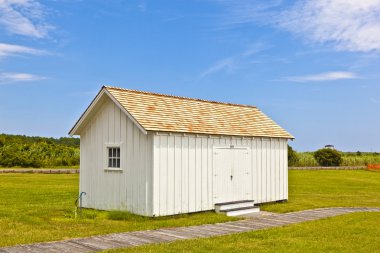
[213, 147, 251, 204]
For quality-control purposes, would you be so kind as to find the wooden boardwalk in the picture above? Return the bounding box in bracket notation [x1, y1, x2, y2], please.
[1, 207, 379, 253]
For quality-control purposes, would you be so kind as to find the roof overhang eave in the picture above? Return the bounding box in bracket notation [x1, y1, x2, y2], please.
[68, 88, 107, 136]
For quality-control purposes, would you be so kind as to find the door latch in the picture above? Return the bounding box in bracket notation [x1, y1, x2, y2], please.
[230, 175, 233, 180]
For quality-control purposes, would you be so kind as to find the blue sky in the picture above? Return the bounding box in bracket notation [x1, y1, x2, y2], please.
[0, 0, 379, 152]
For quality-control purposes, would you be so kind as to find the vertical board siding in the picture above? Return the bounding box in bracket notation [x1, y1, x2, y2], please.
[152, 134, 289, 216]
[269, 139, 277, 201]
[167, 135, 175, 215]
[256, 139, 262, 203]
[207, 138, 213, 210]
[152, 136, 160, 215]
[275, 140, 279, 200]
[201, 138, 208, 210]
[174, 136, 182, 214]
[195, 138, 202, 211]
[79, 98, 153, 216]
[188, 136, 196, 213]
[158, 135, 168, 215]
[181, 136, 189, 213]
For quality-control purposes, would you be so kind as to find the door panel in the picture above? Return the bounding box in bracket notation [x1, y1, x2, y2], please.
[213, 147, 251, 204]
[232, 148, 250, 200]
[213, 148, 232, 203]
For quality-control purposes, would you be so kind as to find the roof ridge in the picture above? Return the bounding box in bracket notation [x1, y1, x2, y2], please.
[103, 85, 257, 109]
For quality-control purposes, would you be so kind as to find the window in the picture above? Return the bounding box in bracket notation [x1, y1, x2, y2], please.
[107, 147, 120, 169]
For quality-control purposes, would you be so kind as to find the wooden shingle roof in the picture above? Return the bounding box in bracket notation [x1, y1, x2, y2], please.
[105, 86, 293, 139]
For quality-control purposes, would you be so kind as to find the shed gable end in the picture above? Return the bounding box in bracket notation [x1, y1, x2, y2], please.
[69, 88, 147, 136]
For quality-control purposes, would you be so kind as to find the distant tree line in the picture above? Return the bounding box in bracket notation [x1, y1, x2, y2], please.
[288, 145, 380, 167]
[0, 134, 79, 168]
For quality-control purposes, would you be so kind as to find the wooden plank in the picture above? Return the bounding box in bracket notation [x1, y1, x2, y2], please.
[188, 136, 196, 212]
[167, 135, 175, 215]
[51, 242, 91, 253]
[128, 231, 174, 243]
[195, 225, 234, 235]
[153, 229, 193, 239]
[104, 233, 147, 247]
[68, 240, 104, 251]
[207, 138, 214, 208]
[201, 137, 208, 210]
[174, 135, 182, 214]
[72, 238, 117, 250]
[212, 224, 247, 232]
[126, 115, 134, 211]
[159, 135, 168, 215]
[257, 217, 294, 226]
[189, 225, 227, 236]
[195, 137, 202, 211]
[152, 135, 160, 216]
[257, 138, 262, 202]
[181, 136, 189, 213]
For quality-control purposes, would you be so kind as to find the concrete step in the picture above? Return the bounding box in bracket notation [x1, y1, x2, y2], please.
[223, 206, 261, 216]
[215, 200, 254, 212]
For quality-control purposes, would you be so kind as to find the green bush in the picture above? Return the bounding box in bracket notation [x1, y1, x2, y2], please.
[288, 145, 299, 166]
[314, 148, 342, 166]
[0, 133, 79, 168]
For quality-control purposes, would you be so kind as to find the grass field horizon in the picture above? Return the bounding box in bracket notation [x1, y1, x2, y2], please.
[2, 133, 380, 169]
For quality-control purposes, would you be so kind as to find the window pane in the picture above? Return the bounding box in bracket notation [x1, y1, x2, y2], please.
[107, 147, 121, 168]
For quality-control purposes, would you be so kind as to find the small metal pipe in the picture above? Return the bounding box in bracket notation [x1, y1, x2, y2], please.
[79, 192, 86, 217]
[75, 192, 86, 218]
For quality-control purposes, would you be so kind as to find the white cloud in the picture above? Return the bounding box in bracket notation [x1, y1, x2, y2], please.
[200, 57, 236, 79]
[217, 0, 380, 52]
[277, 0, 380, 52]
[215, 0, 283, 25]
[0, 72, 47, 84]
[285, 71, 358, 82]
[200, 42, 270, 79]
[0, 43, 47, 57]
[0, 0, 52, 38]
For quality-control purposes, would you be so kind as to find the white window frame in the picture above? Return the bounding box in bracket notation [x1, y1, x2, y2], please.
[104, 143, 123, 172]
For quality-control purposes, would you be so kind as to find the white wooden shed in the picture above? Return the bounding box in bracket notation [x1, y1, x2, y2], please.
[69, 86, 294, 216]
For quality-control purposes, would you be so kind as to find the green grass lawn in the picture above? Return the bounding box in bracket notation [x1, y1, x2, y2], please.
[107, 212, 380, 253]
[0, 170, 379, 249]
[261, 170, 380, 213]
[0, 174, 236, 247]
